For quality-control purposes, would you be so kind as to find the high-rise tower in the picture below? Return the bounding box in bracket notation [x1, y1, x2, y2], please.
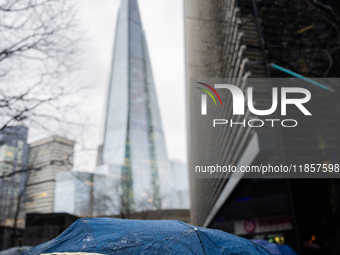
[0, 125, 28, 228]
[95, 0, 176, 215]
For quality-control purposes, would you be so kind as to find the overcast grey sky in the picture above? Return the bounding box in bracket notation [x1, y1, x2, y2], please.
[75, 0, 186, 168]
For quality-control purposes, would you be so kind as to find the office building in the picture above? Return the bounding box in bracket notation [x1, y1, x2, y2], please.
[0, 125, 29, 228]
[185, 0, 340, 253]
[54, 171, 93, 217]
[95, 0, 176, 215]
[170, 160, 190, 209]
[25, 136, 75, 214]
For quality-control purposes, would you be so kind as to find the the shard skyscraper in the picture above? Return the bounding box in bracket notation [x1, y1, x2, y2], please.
[95, 0, 176, 216]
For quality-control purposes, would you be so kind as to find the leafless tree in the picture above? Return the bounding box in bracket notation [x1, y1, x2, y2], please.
[0, 0, 84, 236]
[93, 177, 122, 217]
[92, 174, 170, 219]
[0, 0, 83, 131]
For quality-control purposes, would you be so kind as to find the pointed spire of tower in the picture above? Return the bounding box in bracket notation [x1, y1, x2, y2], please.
[96, 0, 177, 215]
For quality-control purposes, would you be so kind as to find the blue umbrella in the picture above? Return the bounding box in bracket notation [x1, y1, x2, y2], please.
[22, 218, 270, 255]
[252, 239, 298, 255]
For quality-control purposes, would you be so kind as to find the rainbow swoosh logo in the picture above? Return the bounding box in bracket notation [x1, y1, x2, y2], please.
[196, 82, 222, 106]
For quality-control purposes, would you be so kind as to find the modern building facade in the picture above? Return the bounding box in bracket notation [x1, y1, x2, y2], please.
[25, 136, 75, 214]
[0, 125, 29, 228]
[95, 0, 176, 215]
[54, 171, 93, 217]
[185, 0, 340, 253]
[170, 160, 190, 209]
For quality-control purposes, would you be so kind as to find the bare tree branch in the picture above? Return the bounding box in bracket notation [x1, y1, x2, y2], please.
[0, 0, 83, 130]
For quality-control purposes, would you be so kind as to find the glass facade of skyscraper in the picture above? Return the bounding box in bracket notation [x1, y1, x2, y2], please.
[0, 125, 29, 227]
[96, 0, 176, 215]
[55, 171, 92, 217]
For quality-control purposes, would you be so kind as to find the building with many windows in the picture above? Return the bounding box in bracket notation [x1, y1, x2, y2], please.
[25, 136, 74, 214]
[54, 171, 93, 217]
[95, 0, 177, 215]
[0, 125, 29, 228]
[170, 160, 190, 209]
[185, 0, 340, 253]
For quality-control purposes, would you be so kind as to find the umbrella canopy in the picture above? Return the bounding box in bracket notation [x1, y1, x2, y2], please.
[252, 240, 298, 255]
[22, 218, 270, 255]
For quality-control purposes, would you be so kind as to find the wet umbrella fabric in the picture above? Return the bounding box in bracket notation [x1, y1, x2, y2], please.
[22, 218, 270, 255]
